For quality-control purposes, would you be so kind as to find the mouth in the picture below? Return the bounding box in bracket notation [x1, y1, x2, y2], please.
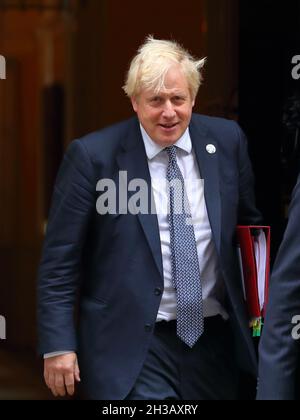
[158, 122, 179, 130]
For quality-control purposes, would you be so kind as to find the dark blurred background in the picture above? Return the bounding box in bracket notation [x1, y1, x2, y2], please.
[0, 0, 299, 399]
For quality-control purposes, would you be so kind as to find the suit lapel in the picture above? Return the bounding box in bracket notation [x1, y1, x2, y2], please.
[116, 118, 164, 280]
[115, 115, 222, 277]
[189, 117, 221, 253]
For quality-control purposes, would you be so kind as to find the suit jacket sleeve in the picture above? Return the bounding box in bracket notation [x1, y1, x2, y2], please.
[258, 175, 300, 400]
[37, 139, 95, 355]
[236, 122, 262, 225]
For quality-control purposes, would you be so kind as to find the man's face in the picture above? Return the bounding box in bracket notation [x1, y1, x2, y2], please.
[131, 65, 195, 147]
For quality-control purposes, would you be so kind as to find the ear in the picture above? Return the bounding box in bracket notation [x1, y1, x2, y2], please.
[131, 96, 138, 113]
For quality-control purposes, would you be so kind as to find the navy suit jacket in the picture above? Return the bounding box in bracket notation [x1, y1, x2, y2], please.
[258, 175, 300, 400]
[38, 114, 262, 400]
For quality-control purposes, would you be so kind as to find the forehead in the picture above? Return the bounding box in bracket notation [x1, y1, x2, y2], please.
[142, 68, 190, 97]
[143, 87, 189, 98]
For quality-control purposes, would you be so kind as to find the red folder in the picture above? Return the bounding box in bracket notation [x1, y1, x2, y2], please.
[236, 226, 271, 336]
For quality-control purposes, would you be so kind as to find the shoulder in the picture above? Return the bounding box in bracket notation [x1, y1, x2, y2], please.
[66, 117, 138, 163]
[191, 113, 242, 137]
[190, 113, 246, 154]
[81, 117, 136, 143]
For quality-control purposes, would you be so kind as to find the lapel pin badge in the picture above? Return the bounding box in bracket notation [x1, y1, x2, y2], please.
[206, 144, 216, 154]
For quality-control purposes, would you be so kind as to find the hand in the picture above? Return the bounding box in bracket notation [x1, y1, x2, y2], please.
[44, 352, 81, 397]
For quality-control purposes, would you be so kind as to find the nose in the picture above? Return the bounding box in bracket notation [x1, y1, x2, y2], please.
[162, 100, 176, 119]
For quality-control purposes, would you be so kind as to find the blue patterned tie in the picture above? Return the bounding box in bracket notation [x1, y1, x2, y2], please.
[166, 145, 204, 347]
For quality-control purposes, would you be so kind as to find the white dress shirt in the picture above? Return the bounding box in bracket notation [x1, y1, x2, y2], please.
[140, 124, 228, 321]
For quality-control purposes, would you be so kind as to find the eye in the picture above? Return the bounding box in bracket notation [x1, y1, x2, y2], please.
[173, 96, 185, 104]
[150, 96, 162, 104]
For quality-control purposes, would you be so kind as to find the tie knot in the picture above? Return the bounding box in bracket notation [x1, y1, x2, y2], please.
[165, 145, 177, 163]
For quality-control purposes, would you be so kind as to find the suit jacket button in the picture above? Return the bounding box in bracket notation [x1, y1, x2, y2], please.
[144, 324, 152, 332]
[154, 287, 162, 296]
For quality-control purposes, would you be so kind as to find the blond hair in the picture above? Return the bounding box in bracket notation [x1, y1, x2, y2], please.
[123, 35, 206, 99]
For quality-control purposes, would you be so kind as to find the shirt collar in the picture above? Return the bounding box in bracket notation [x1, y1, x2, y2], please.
[140, 123, 192, 160]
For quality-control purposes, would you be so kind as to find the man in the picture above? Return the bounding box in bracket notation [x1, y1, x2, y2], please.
[257, 175, 300, 400]
[38, 36, 262, 400]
